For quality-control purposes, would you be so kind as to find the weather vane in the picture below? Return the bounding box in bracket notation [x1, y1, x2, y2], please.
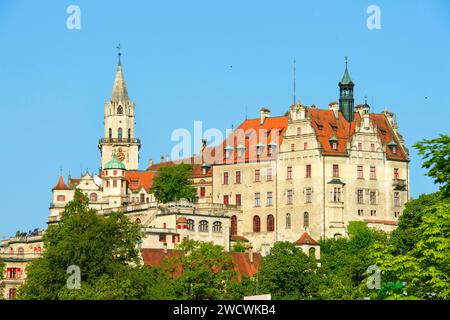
[116, 43, 121, 65]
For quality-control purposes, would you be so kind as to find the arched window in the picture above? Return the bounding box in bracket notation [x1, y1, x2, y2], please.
[89, 193, 98, 202]
[128, 128, 131, 140]
[267, 214, 274, 232]
[253, 216, 261, 233]
[286, 213, 291, 229]
[187, 219, 195, 231]
[17, 247, 24, 255]
[199, 220, 208, 232]
[231, 215, 237, 235]
[213, 221, 222, 233]
[117, 105, 123, 114]
[304, 212, 309, 228]
[334, 233, 342, 239]
[109, 128, 112, 139]
[135, 218, 141, 224]
[118, 128, 123, 139]
[309, 247, 316, 257]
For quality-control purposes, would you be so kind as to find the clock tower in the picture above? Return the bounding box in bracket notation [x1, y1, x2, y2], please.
[98, 55, 140, 170]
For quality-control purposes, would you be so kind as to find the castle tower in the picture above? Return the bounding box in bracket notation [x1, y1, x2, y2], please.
[102, 154, 128, 208]
[338, 57, 355, 122]
[98, 55, 140, 170]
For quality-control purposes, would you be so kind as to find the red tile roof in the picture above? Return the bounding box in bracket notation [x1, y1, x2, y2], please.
[208, 116, 289, 165]
[125, 171, 156, 192]
[364, 219, 399, 226]
[293, 232, 319, 246]
[52, 176, 69, 191]
[308, 108, 408, 161]
[147, 156, 212, 178]
[231, 235, 249, 242]
[141, 249, 261, 281]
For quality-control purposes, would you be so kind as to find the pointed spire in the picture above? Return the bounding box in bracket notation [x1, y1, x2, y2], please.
[110, 51, 130, 103]
[340, 56, 353, 85]
[52, 175, 69, 191]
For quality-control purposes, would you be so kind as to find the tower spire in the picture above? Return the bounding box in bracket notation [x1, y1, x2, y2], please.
[110, 48, 129, 103]
[338, 57, 355, 122]
[116, 43, 121, 66]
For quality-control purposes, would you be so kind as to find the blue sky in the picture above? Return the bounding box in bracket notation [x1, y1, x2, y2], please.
[0, 0, 449, 238]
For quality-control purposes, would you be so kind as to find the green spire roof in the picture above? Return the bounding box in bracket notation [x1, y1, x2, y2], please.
[340, 57, 353, 85]
[387, 140, 398, 147]
[104, 154, 126, 170]
[329, 135, 338, 142]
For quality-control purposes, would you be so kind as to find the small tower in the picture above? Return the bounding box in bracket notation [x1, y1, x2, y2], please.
[102, 154, 128, 208]
[98, 53, 141, 170]
[339, 57, 355, 123]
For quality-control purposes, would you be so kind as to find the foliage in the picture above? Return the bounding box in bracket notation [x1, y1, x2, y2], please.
[231, 240, 246, 252]
[150, 163, 198, 203]
[18, 189, 143, 299]
[167, 239, 243, 300]
[256, 241, 322, 300]
[364, 198, 450, 300]
[57, 266, 177, 300]
[319, 221, 388, 299]
[414, 134, 450, 197]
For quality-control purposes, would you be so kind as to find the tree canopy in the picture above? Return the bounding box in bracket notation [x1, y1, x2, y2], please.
[150, 163, 198, 203]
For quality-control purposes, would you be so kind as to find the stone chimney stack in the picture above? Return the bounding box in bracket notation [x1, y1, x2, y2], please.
[328, 102, 339, 119]
[260, 108, 271, 125]
[247, 245, 254, 263]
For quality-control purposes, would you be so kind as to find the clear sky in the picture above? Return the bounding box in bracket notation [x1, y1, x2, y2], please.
[0, 0, 449, 238]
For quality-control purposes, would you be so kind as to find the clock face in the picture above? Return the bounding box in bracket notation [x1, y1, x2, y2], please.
[117, 148, 125, 161]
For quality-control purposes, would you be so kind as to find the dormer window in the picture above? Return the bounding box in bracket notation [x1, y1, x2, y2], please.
[256, 142, 265, 156]
[392, 146, 397, 155]
[268, 141, 277, 156]
[236, 143, 246, 158]
[329, 135, 338, 151]
[332, 142, 337, 150]
[224, 145, 234, 159]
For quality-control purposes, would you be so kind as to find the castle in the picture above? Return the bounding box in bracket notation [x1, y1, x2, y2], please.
[0, 57, 409, 299]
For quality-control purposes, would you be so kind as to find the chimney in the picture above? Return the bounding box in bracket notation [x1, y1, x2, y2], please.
[260, 108, 271, 125]
[329, 102, 339, 119]
[247, 245, 254, 264]
[148, 159, 153, 167]
[165, 154, 169, 162]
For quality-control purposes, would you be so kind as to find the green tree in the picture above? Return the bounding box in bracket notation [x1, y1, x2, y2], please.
[167, 239, 242, 300]
[150, 163, 198, 203]
[18, 189, 142, 299]
[231, 240, 246, 252]
[0, 257, 4, 299]
[257, 241, 322, 300]
[319, 221, 388, 299]
[365, 199, 450, 300]
[414, 134, 450, 197]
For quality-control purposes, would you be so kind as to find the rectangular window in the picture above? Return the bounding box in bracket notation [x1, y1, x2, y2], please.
[371, 143, 375, 152]
[235, 171, 241, 184]
[57, 195, 65, 201]
[287, 166, 293, 180]
[370, 191, 377, 205]
[357, 165, 364, 179]
[394, 192, 401, 207]
[200, 186, 206, 197]
[236, 194, 241, 206]
[394, 168, 399, 179]
[357, 189, 364, 204]
[113, 180, 117, 188]
[370, 210, 377, 217]
[297, 127, 301, 135]
[287, 189, 293, 204]
[370, 166, 376, 179]
[9, 288, 17, 300]
[305, 188, 312, 203]
[255, 169, 260, 182]
[223, 195, 229, 205]
[306, 164, 311, 178]
[159, 234, 166, 242]
[333, 164, 339, 177]
[304, 142, 308, 150]
[331, 187, 342, 203]
[267, 192, 273, 206]
[140, 193, 145, 203]
[223, 172, 229, 184]
[291, 143, 295, 151]
[255, 193, 261, 207]
[267, 145, 273, 156]
[267, 168, 273, 181]
[358, 209, 364, 216]
[358, 142, 362, 151]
